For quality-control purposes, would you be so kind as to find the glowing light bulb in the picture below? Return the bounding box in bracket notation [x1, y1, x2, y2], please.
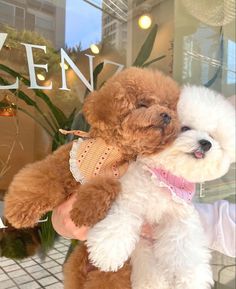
[37, 73, 45, 81]
[90, 44, 100, 54]
[138, 14, 152, 29]
[60, 62, 69, 70]
[0, 95, 16, 117]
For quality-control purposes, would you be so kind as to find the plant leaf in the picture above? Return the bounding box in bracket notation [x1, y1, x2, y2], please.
[34, 90, 67, 127]
[64, 240, 79, 263]
[71, 111, 90, 132]
[133, 24, 158, 67]
[51, 131, 67, 151]
[204, 30, 224, 88]
[48, 113, 60, 130]
[84, 62, 104, 98]
[38, 212, 57, 255]
[0, 76, 37, 107]
[142, 55, 166, 67]
[18, 107, 55, 138]
[66, 111, 90, 142]
[55, 108, 78, 144]
[0, 64, 67, 127]
[65, 108, 77, 128]
[0, 102, 9, 108]
[93, 62, 104, 91]
[0, 76, 58, 133]
[204, 66, 221, 87]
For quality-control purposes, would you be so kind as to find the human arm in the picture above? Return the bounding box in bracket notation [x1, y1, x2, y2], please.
[51, 193, 89, 240]
[195, 200, 236, 258]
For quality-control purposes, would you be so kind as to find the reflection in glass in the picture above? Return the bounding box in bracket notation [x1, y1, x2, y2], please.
[174, 1, 236, 288]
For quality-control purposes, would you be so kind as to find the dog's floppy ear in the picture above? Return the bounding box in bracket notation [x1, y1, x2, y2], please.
[83, 88, 122, 130]
[83, 90, 107, 129]
[83, 81, 129, 130]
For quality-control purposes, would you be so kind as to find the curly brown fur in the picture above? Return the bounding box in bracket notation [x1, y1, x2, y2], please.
[70, 176, 121, 227]
[4, 143, 75, 228]
[84, 262, 131, 289]
[84, 67, 180, 159]
[64, 243, 132, 289]
[4, 67, 180, 289]
[64, 243, 89, 289]
[4, 67, 180, 229]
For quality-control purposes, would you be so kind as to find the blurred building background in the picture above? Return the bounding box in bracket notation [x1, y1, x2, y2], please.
[0, 0, 65, 49]
[102, 0, 128, 50]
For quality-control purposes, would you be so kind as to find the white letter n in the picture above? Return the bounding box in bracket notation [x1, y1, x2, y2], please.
[60, 49, 94, 92]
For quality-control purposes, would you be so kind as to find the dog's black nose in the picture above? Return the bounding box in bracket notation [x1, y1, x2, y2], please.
[160, 113, 171, 124]
[199, 139, 212, 152]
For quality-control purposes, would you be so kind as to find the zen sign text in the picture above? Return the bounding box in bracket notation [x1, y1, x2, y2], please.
[0, 33, 124, 91]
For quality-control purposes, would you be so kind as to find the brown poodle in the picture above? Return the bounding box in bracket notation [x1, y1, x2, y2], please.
[4, 67, 180, 289]
[64, 243, 132, 289]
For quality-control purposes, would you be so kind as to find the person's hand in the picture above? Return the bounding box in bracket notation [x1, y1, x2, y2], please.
[52, 194, 155, 241]
[52, 194, 89, 240]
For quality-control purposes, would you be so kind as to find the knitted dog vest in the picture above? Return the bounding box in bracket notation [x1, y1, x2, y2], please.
[69, 137, 129, 184]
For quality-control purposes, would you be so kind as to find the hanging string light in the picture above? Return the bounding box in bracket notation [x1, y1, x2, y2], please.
[0, 94, 16, 117]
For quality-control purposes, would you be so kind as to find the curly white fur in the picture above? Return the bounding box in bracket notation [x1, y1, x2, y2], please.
[87, 86, 235, 289]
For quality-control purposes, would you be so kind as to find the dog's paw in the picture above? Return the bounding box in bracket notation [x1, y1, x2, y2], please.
[70, 206, 98, 227]
[4, 198, 44, 228]
[70, 177, 121, 227]
[86, 225, 130, 272]
[4, 191, 51, 229]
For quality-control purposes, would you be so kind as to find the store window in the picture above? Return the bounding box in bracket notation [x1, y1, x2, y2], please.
[0, 0, 235, 288]
[0, 1, 15, 26]
[174, 1, 236, 288]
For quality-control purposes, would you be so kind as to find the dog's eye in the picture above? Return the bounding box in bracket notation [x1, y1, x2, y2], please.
[181, 126, 191, 132]
[136, 101, 149, 109]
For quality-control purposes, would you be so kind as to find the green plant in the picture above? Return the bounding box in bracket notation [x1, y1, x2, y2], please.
[133, 24, 165, 67]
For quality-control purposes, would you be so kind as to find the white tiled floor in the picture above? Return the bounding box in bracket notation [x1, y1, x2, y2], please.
[212, 251, 236, 288]
[0, 238, 70, 289]
[1, 237, 235, 289]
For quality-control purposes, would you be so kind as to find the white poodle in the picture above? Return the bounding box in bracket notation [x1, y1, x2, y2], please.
[86, 86, 235, 289]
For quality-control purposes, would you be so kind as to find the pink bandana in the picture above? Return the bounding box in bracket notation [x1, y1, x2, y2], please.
[150, 167, 196, 203]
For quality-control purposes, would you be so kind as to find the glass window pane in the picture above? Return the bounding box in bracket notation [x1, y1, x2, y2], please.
[0, 1, 14, 26]
[173, 1, 236, 288]
[0, 1, 235, 288]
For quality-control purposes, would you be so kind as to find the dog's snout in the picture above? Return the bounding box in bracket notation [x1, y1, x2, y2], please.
[199, 139, 212, 152]
[160, 113, 171, 124]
